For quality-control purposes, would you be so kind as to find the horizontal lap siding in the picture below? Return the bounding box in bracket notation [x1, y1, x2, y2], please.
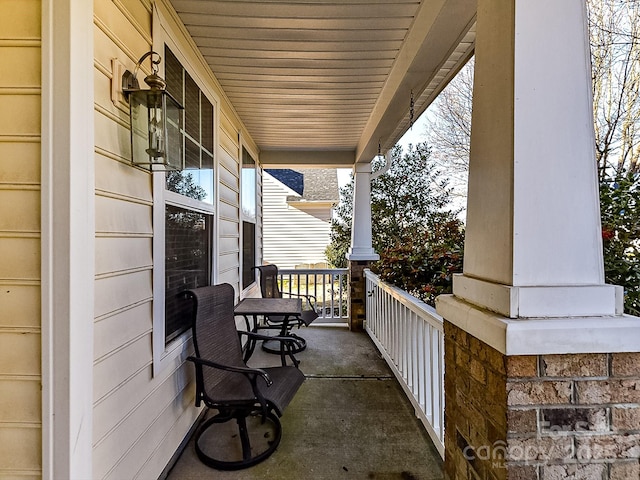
[93, 0, 248, 477]
[262, 174, 332, 268]
[0, 0, 42, 477]
[218, 139, 240, 289]
[92, 1, 199, 479]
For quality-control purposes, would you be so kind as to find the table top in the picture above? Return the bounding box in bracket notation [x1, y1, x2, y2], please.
[234, 297, 302, 316]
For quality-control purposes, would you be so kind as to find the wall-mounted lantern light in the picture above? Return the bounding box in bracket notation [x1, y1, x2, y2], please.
[123, 51, 183, 170]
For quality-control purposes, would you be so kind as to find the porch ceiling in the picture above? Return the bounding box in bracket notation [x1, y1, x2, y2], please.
[169, 0, 476, 166]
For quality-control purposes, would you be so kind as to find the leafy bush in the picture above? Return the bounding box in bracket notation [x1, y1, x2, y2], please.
[327, 143, 464, 306]
[600, 172, 640, 315]
[372, 219, 464, 306]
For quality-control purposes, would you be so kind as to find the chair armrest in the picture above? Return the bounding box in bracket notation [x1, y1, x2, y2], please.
[186, 356, 273, 386]
[240, 331, 299, 344]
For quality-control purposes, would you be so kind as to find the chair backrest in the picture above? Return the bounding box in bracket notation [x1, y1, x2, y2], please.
[187, 284, 245, 381]
[254, 265, 282, 299]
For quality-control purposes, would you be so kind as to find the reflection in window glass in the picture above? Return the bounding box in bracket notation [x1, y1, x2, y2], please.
[164, 45, 214, 205]
[242, 148, 256, 220]
[241, 147, 257, 289]
[165, 205, 212, 343]
[242, 221, 256, 290]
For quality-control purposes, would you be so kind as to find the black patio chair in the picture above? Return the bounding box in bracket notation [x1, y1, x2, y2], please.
[252, 264, 319, 353]
[186, 283, 305, 470]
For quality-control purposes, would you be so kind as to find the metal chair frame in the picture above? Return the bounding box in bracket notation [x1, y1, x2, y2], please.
[252, 265, 319, 353]
[186, 283, 305, 470]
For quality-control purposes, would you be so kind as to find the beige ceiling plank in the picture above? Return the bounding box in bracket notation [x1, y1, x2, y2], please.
[203, 56, 394, 69]
[177, 13, 413, 30]
[212, 65, 391, 76]
[184, 25, 407, 42]
[224, 85, 380, 92]
[218, 79, 385, 89]
[172, 0, 420, 18]
[213, 69, 390, 79]
[254, 123, 361, 129]
[190, 37, 402, 52]
[236, 106, 373, 114]
[198, 47, 397, 61]
[236, 109, 374, 116]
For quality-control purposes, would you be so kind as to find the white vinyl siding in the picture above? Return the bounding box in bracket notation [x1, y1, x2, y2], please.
[262, 172, 333, 269]
[91, 0, 257, 477]
[0, 0, 42, 477]
[93, 1, 186, 478]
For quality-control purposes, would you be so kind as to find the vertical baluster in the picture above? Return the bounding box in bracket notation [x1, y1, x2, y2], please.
[321, 272, 327, 318]
[410, 311, 417, 394]
[417, 319, 426, 412]
[402, 305, 408, 379]
[365, 274, 370, 330]
[338, 273, 343, 319]
[426, 324, 434, 424]
[383, 283, 388, 348]
[436, 329, 444, 441]
[389, 296, 400, 365]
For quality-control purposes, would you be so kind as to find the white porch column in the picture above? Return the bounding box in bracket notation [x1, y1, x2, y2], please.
[42, 0, 95, 478]
[438, 4, 640, 479]
[346, 162, 378, 331]
[346, 162, 379, 262]
[452, 0, 621, 319]
[435, 0, 640, 363]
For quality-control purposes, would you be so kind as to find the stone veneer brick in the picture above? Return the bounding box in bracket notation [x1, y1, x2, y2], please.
[609, 460, 640, 480]
[542, 354, 608, 377]
[444, 320, 640, 480]
[611, 352, 640, 377]
[506, 356, 538, 378]
[347, 260, 369, 331]
[612, 406, 640, 432]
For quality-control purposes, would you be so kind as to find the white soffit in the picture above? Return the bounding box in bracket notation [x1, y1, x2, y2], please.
[169, 0, 476, 163]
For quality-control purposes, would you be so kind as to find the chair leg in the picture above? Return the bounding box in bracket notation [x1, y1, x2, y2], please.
[262, 333, 306, 355]
[237, 415, 252, 462]
[194, 409, 282, 471]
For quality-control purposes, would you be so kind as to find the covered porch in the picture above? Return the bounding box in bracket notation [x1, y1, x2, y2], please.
[22, 0, 640, 479]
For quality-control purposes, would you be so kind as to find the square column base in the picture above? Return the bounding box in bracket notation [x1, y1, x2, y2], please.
[440, 297, 640, 480]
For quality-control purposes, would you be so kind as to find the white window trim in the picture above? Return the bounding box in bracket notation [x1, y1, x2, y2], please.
[152, 5, 220, 375]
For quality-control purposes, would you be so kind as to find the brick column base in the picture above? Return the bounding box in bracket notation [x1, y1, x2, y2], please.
[444, 321, 640, 480]
[347, 260, 369, 332]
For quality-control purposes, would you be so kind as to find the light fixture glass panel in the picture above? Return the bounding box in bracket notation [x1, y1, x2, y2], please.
[128, 89, 183, 171]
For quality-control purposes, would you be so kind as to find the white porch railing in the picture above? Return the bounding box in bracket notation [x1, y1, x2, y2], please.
[364, 269, 445, 457]
[277, 268, 349, 322]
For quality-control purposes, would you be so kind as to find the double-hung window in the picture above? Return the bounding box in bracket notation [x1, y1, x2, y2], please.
[153, 44, 216, 369]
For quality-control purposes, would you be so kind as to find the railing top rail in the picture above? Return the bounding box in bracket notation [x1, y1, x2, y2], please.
[365, 269, 444, 330]
[278, 268, 349, 275]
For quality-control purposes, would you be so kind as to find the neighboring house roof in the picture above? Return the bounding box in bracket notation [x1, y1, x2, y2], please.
[265, 169, 303, 196]
[265, 168, 340, 203]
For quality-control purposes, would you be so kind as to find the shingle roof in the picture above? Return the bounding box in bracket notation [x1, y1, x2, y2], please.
[265, 169, 304, 196]
[266, 168, 339, 202]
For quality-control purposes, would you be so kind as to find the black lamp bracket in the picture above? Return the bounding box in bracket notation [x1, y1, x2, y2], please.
[122, 51, 162, 100]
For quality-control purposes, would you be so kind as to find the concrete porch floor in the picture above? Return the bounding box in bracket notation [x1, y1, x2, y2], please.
[164, 326, 444, 480]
